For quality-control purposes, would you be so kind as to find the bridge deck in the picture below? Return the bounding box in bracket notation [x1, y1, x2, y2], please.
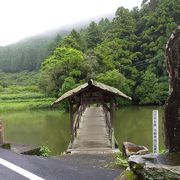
[68, 106, 116, 154]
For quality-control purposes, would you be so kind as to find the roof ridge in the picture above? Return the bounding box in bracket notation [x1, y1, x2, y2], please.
[52, 80, 131, 105]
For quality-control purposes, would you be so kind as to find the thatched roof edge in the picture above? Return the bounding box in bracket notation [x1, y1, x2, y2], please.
[52, 79, 131, 105]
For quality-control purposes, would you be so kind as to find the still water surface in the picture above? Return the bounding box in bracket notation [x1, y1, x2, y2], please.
[1, 106, 164, 155]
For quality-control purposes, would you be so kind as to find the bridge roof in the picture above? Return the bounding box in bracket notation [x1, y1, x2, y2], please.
[53, 80, 131, 105]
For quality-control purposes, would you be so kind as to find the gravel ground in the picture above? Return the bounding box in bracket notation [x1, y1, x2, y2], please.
[54, 153, 122, 170]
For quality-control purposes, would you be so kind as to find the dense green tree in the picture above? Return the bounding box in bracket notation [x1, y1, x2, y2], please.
[94, 38, 138, 79]
[58, 77, 80, 109]
[39, 47, 91, 96]
[141, 0, 149, 7]
[70, 29, 82, 46]
[136, 69, 168, 104]
[96, 70, 134, 96]
[58, 29, 86, 52]
[86, 21, 102, 49]
[48, 35, 62, 55]
[96, 70, 134, 105]
[98, 18, 110, 33]
[59, 77, 78, 96]
[107, 7, 136, 41]
[59, 35, 81, 51]
[137, 0, 179, 77]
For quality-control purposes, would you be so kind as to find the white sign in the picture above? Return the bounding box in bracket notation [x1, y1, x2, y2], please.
[153, 110, 159, 154]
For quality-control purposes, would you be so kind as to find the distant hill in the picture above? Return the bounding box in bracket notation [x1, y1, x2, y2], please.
[0, 14, 114, 72]
[0, 27, 73, 72]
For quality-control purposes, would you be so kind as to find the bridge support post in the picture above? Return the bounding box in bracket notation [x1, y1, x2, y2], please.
[69, 101, 74, 142]
[111, 128, 115, 149]
[110, 97, 114, 128]
[110, 97, 115, 149]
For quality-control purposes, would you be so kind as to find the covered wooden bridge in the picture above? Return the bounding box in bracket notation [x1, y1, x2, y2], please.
[53, 80, 131, 154]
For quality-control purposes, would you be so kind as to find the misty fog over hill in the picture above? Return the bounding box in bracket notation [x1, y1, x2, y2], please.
[0, 14, 113, 72]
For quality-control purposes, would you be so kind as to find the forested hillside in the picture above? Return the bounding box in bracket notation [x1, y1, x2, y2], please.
[39, 0, 179, 105]
[0, 16, 112, 72]
[0, 0, 179, 105]
[0, 31, 70, 72]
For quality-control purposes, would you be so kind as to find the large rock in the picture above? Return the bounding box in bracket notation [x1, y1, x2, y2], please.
[128, 154, 180, 180]
[122, 142, 149, 158]
[164, 26, 180, 152]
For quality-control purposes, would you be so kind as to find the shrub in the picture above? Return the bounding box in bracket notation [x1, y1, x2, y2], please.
[115, 151, 129, 168]
[39, 146, 51, 157]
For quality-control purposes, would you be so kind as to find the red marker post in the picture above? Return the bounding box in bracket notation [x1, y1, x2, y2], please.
[0, 120, 4, 144]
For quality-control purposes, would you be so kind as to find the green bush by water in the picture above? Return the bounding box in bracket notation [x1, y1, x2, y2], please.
[39, 146, 51, 157]
[115, 152, 129, 168]
[117, 170, 137, 180]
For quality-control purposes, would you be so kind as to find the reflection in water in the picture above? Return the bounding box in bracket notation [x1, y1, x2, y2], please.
[114, 106, 164, 152]
[1, 110, 70, 155]
[1, 106, 164, 155]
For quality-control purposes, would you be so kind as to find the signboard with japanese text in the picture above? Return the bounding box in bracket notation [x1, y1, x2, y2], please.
[153, 110, 159, 153]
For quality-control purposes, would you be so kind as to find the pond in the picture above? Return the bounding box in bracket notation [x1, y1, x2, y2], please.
[0, 106, 164, 155]
[1, 110, 70, 155]
[114, 106, 164, 152]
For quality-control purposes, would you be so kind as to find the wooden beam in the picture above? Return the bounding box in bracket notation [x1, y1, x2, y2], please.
[103, 103, 110, 112]
[73, 104, 80, 114]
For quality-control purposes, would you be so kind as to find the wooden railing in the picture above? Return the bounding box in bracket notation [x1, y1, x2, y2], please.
[102, 104, 118, 149]
[103, 105, 112, 141]
[73, 105, 86, 138]
[70, 103, 118, 149]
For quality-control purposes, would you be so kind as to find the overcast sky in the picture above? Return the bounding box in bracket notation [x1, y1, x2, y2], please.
[0, 0, 142, 46]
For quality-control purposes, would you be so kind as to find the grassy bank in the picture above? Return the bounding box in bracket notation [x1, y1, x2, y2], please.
[0, 72, 56, 112]
[0, 86, 55, 112]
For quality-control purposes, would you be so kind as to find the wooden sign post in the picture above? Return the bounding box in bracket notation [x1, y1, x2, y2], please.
[153, 110, 159, 154]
